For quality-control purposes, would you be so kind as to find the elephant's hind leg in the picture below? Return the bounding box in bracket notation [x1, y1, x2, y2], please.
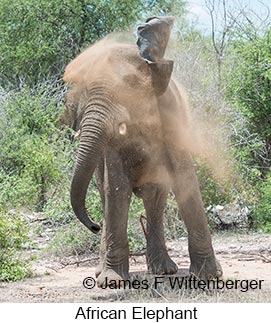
[172, 153, 222, 280]
[96, 149, 132, 288]
[138, 184, 178, 275]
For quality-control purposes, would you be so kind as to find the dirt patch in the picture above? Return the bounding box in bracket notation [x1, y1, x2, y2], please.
[0, 232, 270, 302]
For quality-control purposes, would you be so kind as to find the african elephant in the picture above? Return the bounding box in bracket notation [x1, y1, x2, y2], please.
[63, 16, 222, 287]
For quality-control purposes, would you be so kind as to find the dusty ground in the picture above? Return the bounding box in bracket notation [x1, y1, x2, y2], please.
[0, 231, 270, 303]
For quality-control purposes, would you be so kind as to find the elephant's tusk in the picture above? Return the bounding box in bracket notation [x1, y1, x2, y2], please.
[75, 129, 81, 138]
[119, 123, 127, 135]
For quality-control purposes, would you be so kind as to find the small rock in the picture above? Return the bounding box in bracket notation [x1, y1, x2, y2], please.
[207, 203, 251, 231]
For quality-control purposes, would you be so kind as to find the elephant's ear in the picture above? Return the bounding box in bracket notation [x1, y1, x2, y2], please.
[149, 59, 173, 96]
[136, 16, 174, 96]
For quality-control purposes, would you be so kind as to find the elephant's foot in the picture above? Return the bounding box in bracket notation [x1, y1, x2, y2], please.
[147, 252, 178, 275]
[189, 256, 222, 280]
[96, 267, 130, 288]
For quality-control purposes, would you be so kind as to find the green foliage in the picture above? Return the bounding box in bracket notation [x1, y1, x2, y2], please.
[0, 0, 186, 86]
[0, 210, 31, 281]
[144, 0, 186, 17]
[128, 196, 145, 252]
[0, 0, 133, 85]
[86, 183, 104, 224]
[129, 195, 144, 218]
[47, 221, 99, 256]
[47, 196, 145, 256]
[44, 180, 104, 228]
[46, 187, 146, 255]
[0, 83, 76, 210]
[0, 211, 28, 249]
[195, 160, 232, 206]
[232, 142, 264, 186]
[227, 29, 271, 177]
[225, 27, 271, 229]
[253, 171, 271, 232]
[43, 190, 75, 225]
[164, 193, 187, 239]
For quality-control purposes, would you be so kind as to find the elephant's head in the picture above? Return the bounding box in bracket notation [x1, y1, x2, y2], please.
[63, 17, 174, 234]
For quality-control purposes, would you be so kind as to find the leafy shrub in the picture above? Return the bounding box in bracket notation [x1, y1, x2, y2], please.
[43, 191, 75, 225]
[47, 194, 146, 256]
[0, 0, 184, 86]
[47, 221, 99, 256]
[227, 29, 271, 178]
[195, 160, 232, 207]
[253, 171, 271, 232]
[0, 82, 76, 210]
[86, 183, 104, 224]
[164, 193, 187, 239]
[0, 209, 31, 281]
[44, 180, 103, 226]
[128, 196, 145, 252]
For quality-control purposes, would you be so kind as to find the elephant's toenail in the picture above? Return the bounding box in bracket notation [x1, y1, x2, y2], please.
[216, 270, 222, 277]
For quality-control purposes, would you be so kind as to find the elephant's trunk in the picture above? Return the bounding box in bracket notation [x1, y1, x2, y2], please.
[70, 90, 114, 234]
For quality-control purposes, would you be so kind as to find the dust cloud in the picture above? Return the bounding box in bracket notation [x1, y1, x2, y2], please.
[63, 31, 234, 186]
[180, 96, 234, 183]
[63, 32, 135, 85]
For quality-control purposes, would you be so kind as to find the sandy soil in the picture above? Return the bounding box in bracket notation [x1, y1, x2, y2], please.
[0, 232, 270, 303]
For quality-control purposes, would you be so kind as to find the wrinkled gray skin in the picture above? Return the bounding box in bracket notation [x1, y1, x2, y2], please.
[63, 17, 222, 287]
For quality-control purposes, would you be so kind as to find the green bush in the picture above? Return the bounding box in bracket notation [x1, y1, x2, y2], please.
[0, 0, 185, 86]
[195, 160, 232, 207]
[0, 83, 76, 210]
[164, 193, 187, 239]
[227, 29, 271, 178]
[253, 171, 271, 232]
[0, 0, 136, 85]
[47, 221, 99, 256]
[47, 193, 146, 256]
[0, 210, 31, 281]
[43, 191, 75, 225]
[86, 183, 104, 224]
[44, 180, 103, 225]
[128, 196, 145, 252]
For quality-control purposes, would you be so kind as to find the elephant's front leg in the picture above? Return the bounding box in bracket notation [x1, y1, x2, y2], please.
[139, 184, 178, 275]
[172, 153, 222, 280]
[96, 150, 132, 287]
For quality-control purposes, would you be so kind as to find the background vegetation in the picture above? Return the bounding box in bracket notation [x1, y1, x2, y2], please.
[0, 0, 270, 281]
[0, 208, 30, 281]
